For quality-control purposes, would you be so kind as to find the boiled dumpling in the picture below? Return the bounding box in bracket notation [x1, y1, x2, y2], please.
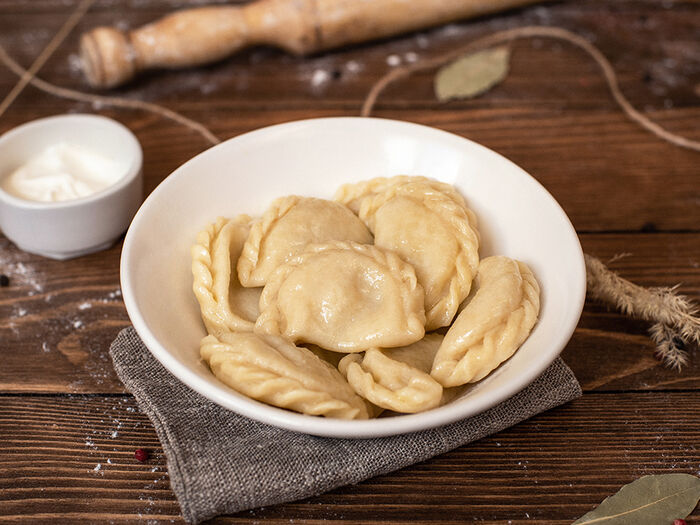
[431, 256, 540, 387]
[335, 175, 467, 214]
[338, 334, 444, 413]
[255, 241, 426, 352]
[308, 344, 384, 417]
[359, 181, 480, 331]
[191, 216, 262, 335]
[237, 196, 372, 287]
[201, 331, 370, 419]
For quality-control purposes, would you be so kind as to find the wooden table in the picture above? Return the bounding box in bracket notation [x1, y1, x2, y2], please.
[1, 1, 699, 523]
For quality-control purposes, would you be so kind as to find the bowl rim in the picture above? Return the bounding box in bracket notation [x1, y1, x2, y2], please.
[0, 113, 143, 209]
[121, 116, 586, 438]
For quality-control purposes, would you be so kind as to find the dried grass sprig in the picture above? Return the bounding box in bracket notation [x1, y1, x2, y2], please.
[648, 322, 688, 371]
[585, 254, 699, 369]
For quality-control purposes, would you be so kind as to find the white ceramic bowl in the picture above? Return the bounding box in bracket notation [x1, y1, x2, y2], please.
[121, 118, 585, 438]
[0, 114, 142, 260]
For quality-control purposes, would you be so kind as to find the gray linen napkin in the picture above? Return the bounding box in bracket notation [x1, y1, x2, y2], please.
[110, 327, 581, 524]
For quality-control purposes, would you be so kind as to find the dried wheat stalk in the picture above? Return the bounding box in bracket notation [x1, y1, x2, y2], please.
[585, 254, 699, 369]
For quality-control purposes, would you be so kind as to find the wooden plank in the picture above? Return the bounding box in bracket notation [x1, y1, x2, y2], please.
[2, 2, 699, 111]
[1, 233, 698, 394]
[0, 105, 698, 232]
[2, 2, 699, 232]
[0, 2, 698, 523]
[0, 393, 698, 523]
[0, 235, 129, 394]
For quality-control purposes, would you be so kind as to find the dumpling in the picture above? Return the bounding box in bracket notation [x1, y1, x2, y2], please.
[359, 181, 480, 331]
[237, 196, 373, 287]
[431, 256, 540, 387]
[191, 216, 262, 335]
[306, 344, 385, 418]
[200, 331, 370, 419]
[255, 241, 426, 352]
[334, 175, 467, 214]
[338, 334, 444, 413]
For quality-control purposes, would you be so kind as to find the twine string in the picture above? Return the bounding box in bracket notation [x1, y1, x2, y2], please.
[0, 0, 220, 146]
[0, 0, 95, 119]
[0, 46, 221, 145]
[361, 26, 700, 153]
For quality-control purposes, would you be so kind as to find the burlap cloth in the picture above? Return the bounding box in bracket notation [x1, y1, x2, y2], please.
[110, 327, 581, 523]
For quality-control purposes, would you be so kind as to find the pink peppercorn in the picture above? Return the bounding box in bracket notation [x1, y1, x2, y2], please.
[672, 519, 687, 525]
[134, 448, 149, 462]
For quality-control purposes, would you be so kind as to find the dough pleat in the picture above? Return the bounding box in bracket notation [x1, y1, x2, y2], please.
[334, 175, 468, 214]
[359, 181, 480, 331]
[201, 331, 370, 419]
[191, 216, 262, 336]
[431, 256, 540, 387]
[237, 196, 372, 287]
[338, 334, 444, 413]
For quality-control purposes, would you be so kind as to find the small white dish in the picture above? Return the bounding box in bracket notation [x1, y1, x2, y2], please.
[121, 117, 585, 438]
[0, 114, 143, 260]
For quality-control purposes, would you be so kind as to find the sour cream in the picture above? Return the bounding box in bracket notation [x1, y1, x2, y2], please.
[1, 142, 124, 202]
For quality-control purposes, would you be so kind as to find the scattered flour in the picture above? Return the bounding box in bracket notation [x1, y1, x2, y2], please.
[42, 342, 50, 353]
[67, 53, 83, 74]
[311, 69, 331, 88]
[439, 24, 465, 37]
[404, 52, 419, 63]
[415, 34, 430, 49]
[533, 6, 552, 24]
[93, 463, 102, 472]
[386, 54, 401, 67]
[98, 288, 123, 303]
[345, 60, 362, 74]
[200, 81, 218, 95]
[18, 28, 51, 55]
[78, 301, 92, 310]
[6, 260, 45, 294]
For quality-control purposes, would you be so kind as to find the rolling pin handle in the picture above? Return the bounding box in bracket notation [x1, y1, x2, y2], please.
[80, 6, 253, 89]
[80, 27, 137, 89]
[79, 0, 542, 88]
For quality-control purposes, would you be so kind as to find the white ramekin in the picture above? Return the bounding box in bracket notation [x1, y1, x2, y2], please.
[0, 114, 143, 260]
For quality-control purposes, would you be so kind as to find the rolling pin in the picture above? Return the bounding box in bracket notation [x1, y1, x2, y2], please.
[80, 0, 542, 88]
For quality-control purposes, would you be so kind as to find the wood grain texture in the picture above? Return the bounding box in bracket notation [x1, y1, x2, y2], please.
[0, 394, 698, 523]
[2, 233, 698, 394]
[0, 0, 699, 522]
[0, 2, 699, 232]
[1, 107, 698, 233]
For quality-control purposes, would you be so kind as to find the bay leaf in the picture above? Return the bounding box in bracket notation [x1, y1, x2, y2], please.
[573, 473, 700, 525]
[434, 46, 510, 102]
